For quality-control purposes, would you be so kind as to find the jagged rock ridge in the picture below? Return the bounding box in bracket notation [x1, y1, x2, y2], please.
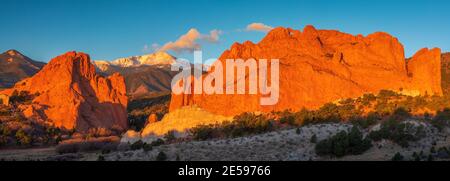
[170, 25, 443, 116]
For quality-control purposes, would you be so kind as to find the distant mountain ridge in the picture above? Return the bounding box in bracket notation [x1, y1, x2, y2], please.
[0, 50, 45, 88]
[93, 52, 179, 99]
[94, 51, 176, 71]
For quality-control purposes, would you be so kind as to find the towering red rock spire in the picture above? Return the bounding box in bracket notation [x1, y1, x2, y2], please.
[0, 51, 128, 132]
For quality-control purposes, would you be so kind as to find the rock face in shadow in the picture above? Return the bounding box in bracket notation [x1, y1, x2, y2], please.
[170, 25, 443, 117]
[0, 52, 128, 132]
[442, 53, 450, 96]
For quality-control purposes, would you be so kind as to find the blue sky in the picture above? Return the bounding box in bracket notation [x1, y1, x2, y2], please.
[0, 0, 449, 62]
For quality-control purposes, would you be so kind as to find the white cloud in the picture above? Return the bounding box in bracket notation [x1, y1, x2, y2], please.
[246, 23, 273, 32]
[202, 29, 222, 43]
[143, 43, 161, 53]
[156, 28, 222, 53]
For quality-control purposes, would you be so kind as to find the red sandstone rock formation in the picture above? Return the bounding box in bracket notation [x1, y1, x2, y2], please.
[407, 48, 442, 95]
[147, 113, 159, 124]
[0, 52, 128, 132]
[170, 25, 442, 116]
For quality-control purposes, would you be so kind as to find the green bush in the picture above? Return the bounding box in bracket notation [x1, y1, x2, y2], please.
[150, 139, 165, 147]
[349, 112, 380, 129]
[189, 113, 276, 140]
[156, 151, 167, 161]
[130, 140, 144, 150]
[391, 152, 404, 161]
[295, 128, 301, 135]
[97, 155, 105, 161]
[431, 108, 450, 131]
[143, 144, 153, 152]
[190, 125, 217, 141]
[164, 130, 177, 142]
[315, 127, 372, 157]
[279, 111, 296, 125]
[15, 129, 32, 146]
[310, 134, 317, 143]
[378, 90, 398, 99]
[368, 119, 425, 147]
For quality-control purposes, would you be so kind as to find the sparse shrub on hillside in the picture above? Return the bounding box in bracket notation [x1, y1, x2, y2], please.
[435, 108, 450, 121]
[279, 112, 296, 126]
[310, 134, 317, 143]
[190, 125, 217, 141]
[350, 112, 380, 129]
[368, 119, 425, 147]
[130, 140, 145, 150]
[315, 103, 342, 123]
[0, 106, 69, 148]
[359, 93, 376, 106]
[315, 127, 372, 157]
[293, 108, 315, 125]
[427, 154, 434, 161]
[412, 152, 421, 161]
[378, 90, 398, 99]
[150, 138, 165, 147]
[15, 129, 31, 146]
[143, 143, 153, 152]
[295, 128, 301, 135]
[299, 101, 364, 126]
[156, 151, 167, 161]
[232, 113, 275, 136]
[97, 155, 105, 161]
[431, 108, 450, 131]
[190, 113, 276, 140]
[391, 107, 412, 121]
[164, 130, 177, 142]
[391, 152, 404, 161]
[0, 124, 11, 137]
[0, 135, 7, 147]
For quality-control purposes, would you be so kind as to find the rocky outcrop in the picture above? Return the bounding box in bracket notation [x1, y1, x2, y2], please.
[170, 25, 442, 117]
[0, 94, 9, 106]
[146, 113, 159, 124]
[141, 106, 232, 137]
[442, 53, 450, 96]
[0, 52, 128, 132]
[406, 48, 442, 96]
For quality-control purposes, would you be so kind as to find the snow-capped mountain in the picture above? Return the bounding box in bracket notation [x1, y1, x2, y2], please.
[92, 52, 178, 99]
[94, 51, 176, 71]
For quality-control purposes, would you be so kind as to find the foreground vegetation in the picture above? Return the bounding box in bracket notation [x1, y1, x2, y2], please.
[2, 89, 450, 161]
[188, 90, 450, 157]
